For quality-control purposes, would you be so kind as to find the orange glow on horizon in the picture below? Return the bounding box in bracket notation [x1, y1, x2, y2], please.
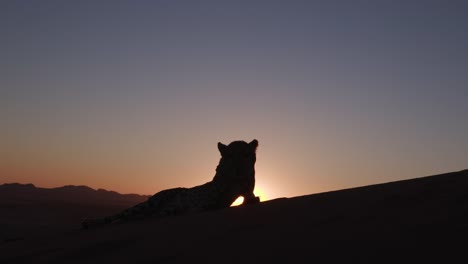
[231, 187, 267, 206]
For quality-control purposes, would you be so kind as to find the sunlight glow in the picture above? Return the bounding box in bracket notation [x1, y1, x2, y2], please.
[231, 187, 267, 206]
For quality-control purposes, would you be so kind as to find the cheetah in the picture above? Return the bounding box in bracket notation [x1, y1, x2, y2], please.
[81, 139, 260, 229]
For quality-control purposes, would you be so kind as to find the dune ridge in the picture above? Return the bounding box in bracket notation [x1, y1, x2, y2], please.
[1, 169, 467, 263]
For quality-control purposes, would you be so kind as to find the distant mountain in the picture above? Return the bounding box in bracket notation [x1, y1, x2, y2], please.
[0, 183, 150, 207]
[0, 183, 151, 241]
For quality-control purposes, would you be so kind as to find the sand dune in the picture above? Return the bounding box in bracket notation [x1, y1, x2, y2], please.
[1, 169, 467, 263]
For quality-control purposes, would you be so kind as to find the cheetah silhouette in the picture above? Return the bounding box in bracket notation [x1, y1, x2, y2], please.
[81, 139, 260, 229]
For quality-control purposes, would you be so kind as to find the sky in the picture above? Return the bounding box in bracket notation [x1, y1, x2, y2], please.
[1, 0, 467, 200]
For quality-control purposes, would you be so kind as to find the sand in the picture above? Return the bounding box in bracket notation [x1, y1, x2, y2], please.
[1, 169, 467, 263]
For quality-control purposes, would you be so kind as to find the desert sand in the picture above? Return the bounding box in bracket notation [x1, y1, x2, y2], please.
[1, 169, 467, 263]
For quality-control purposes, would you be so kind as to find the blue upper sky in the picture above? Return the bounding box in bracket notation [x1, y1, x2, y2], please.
[1, 0, 467, 198]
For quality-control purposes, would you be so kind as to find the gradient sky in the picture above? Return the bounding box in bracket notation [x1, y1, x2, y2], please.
[2, 0, 467, 200]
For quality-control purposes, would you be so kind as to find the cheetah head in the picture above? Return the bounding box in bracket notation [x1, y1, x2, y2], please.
[215, 139, 258, 183]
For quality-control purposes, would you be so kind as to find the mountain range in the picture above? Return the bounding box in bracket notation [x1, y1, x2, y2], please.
[0, 183, 149, 206]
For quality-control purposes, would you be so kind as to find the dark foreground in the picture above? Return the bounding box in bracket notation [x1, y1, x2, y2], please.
[1, 169, 468, 263]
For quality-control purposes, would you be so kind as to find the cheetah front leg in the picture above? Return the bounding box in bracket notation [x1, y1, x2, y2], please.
[240, 177, 260, 205]
[242, 192, 260, 205]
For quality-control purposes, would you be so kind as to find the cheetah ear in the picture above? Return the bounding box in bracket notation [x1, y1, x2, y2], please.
[218, 142, 228, 156]
[249, 139, 258, 151]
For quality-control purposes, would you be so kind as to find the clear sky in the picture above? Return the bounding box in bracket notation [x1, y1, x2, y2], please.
[2, 0, 467, 200]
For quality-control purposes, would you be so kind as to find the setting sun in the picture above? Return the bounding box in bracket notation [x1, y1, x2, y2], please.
[231, 187, 267, 206]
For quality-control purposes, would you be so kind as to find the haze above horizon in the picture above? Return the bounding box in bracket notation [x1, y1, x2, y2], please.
[2, 1, 467, 199]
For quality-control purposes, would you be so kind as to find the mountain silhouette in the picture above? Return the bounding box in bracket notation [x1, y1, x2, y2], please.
[0, 183, 149, 206]
[0, 183, 149, 242]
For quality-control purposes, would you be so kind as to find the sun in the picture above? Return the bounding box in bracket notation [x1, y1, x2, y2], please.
[231, 187, 267, 206]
